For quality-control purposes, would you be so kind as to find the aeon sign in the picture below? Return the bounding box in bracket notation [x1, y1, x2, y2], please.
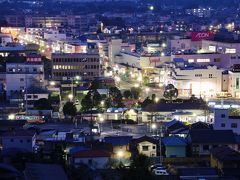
[191, 31, 215, 41]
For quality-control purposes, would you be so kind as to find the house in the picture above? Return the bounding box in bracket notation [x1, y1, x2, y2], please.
[142, 98, 208, 123]
[162, 136, 187, 158]
[104, 136, 132, 163]
[210, 146, 240, 172]
[1, 129, 36, 153]
[164, 120, 189, 137]
[213, 108, 240, 134]
[70, 149, 110, 169]
[131, 136, 158, 157]
[24, 163, 68, 180]
[178, 167, 218, 180]
[187, 129, 236, 156]
[0, 163, 23, 179]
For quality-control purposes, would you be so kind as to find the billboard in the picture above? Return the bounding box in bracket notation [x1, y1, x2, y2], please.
[191, 31, 215, 41]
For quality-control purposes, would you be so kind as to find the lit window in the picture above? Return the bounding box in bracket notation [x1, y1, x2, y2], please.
[197, 59, 210, 62]
[188, 59, 194, 63]
[225, 48, 236, 54]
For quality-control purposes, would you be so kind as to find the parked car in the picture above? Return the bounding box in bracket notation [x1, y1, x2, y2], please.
[149, 163, 165, 172]
[154, 169, 169, 176]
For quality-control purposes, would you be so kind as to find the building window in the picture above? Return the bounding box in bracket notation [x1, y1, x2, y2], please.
[203, 145, 209, 151]
[221, 123, 225, 127]
[197, 58, 210, 63]
[20, 78, 24, 81]
[236, 78, 239, 89]
[27, 139, 31, 143]
[152, 146, 156, 149]
[209, 74, 213, 78]
[10, 139, 14, 142]
[221, 114, 226, 118]
[20, 140, 23, 143]
[33, 95, 38, 99]
[88, 159, 92, 165]
[231, 123, 237, 128]
[142, 145, 149, 151]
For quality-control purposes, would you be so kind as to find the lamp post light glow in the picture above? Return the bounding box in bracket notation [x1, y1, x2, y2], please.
[134, 83, 140, 88]
[101, 100, 105, 106]
[49, 81, 56, 86]
[68, 94, 73, 100]
[151, 123, 157, 130]
[149, 5, 154, 11]
[8, 114, 15, 120]
[154, 97, 159, 103]
[117, 150, 124, 158]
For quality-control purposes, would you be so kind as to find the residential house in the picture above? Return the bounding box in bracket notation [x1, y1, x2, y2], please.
[213, 108, 240, 135]
[24, 163, 69, 180]
[104, 136, 132, 163]
[187, 129, 236, 156]
[162, 136, 187, 158]
[70, 149, 110, 169]
[1, 129, 36, 153]
[178, 167, 218, 180]
[211, 146, 240, 179]
[131, 136, 158, 157]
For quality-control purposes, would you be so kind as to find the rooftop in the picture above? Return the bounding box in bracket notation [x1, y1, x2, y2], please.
[73, 149, 110, 158]
[211, 146, 240, 161]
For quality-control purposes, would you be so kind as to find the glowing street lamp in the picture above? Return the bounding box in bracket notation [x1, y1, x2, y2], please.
[154, 97, 159, 103]
[101, 100, 105, 106]
[134, 83, 140, 88]
[149, 5, 154, 11]
[49, 81, 56, 86]
[117, 150, 124, 158]
[151, 123, 157, 130]
[68, 94, 73, 101]
[8, 114, 15, 120]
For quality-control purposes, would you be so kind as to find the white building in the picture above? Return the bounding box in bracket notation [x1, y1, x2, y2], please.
[213, 109, 240, 135]
[43, 30, 66, 41]
[6, 57, 44, 99]
[171, 65, 223, 97]
[1, 130, 36, 152]
[202, 39, 240, 54]
[228, 70, 240, 98]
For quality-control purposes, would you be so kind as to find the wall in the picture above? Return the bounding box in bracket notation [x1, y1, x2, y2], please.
[73, 157, 109, 169]
[137, 141, 157, 157]
[165, 146, 186, 157]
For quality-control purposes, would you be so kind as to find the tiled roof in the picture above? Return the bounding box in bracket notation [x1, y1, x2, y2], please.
[1, 130, 35, 137]
[211, 146, 240, 161]
[162, 136, 187, 146]
[132, 135, 158, 145]
[73, 150, 110, 158]
[104, 136, 132, 146]
[189, 129, 236, 144]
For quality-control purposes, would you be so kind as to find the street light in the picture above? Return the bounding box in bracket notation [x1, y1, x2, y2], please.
[101, 100, 105, 106]
[68, 94, 73, 101]
[154, 97, 159, 103]
[134, 83, 140, 88]
[8, 114, 15, 120]
[49, 81, 56, 86]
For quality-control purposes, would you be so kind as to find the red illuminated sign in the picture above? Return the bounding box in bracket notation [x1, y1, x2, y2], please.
[191, 32, 215, 41]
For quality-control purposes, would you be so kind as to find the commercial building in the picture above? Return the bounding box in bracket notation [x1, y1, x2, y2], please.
[51, 45, 102, 81]
[213, 109, 240, 135]
[6, 55, 44, 100]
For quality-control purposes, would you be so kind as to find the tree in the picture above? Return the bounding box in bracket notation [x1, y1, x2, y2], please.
[163, 84, 178, 100]
[34, 98, 52, 110]
[141, 97, 153, 108]
[127, 154, 152, 180]
[123, 90, 132, 99]
[81, 89, 102, 111]
[131, 87, 142, 99]
[63, 102, 77, 117]
[109, 86, 123, 107]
